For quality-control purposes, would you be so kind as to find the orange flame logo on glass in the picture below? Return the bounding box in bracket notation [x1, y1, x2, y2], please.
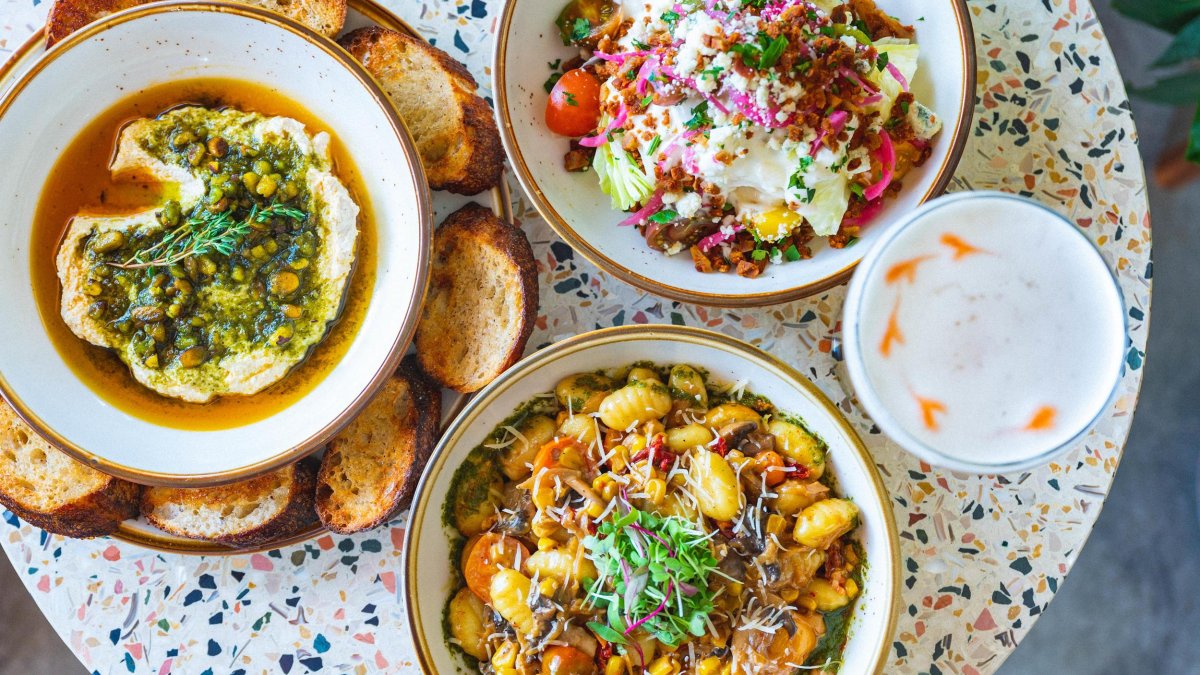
[940, 233, 987, 260]
[879, 300, 904, 358]
[1025, 406, 1057, 431]
[915, 395, 947, 431]
[885, 255, 934, 285]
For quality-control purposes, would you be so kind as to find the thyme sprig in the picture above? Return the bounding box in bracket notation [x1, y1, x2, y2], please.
[109, 202, 305, 270]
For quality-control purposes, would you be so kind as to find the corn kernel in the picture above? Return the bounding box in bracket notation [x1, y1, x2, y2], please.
[610, 447, 630, 473]
[586, 500, 607, 518]
[537, 537, 556, 552]
[780, 587, 800, 602]
[766, 514, 787, 538]
[627, 434, 647, 453]
[645, 478, 667, 505]
[605, 658, 626, 675]
[719, 662, 732, 675]
[845, 578, 860, 598]
[532, 485, 555, 510]
[696, 657, 723, 675]
[647, 655, 680, 675]
[643, 419, 665, 437]
[798, 595, 818, 611]
[491, 641, 518, 669]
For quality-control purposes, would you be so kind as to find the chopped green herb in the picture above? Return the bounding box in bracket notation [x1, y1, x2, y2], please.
[850, 183, 866, 199]
[684, 101, 712, 130]
[647, 135, 662, 156]
[759, 34, 788, 69]
[570, 17, 591, 44]
[641, 94, 654, 107]
[648, 209, 679, 223]
[876, 51, 890, 71]
[900, 100, 911, 115]
[565, 92, 579, 106]
[661, 9, 680, 27]
[751, 248, 768, 261]
[795, 60, 813, 74]
[699, 65, 726, 80]
[784, 244, 803, 261]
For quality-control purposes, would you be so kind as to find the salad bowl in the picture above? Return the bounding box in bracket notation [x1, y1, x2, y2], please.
[495, 0, 975, 307]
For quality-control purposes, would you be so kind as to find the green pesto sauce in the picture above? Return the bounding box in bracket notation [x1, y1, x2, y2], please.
[80, 107, 323, 372]
[805, 544, 867, 672]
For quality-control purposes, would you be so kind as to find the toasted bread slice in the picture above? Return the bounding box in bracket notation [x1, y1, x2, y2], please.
[45, 0, 347, 46]
[140, 461, 318, 548]
[316, 357, 440, 533]
[338, 27, 504, 195]
[0, 402, 139, 538]
[416, 204, 538, 393]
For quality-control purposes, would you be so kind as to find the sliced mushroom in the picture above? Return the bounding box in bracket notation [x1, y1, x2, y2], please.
[717, 420, 759, 449]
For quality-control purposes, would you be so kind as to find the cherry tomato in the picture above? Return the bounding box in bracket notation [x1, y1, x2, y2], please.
[754, 451, 788, 487]
[462, 532, 529, 603]
[532, 437, 589, 473]
[546, 69, 602, 137]
[540, 645, 595, 675]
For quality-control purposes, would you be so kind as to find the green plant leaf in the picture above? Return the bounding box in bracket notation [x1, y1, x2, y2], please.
[1115, 0, 1200, 33]
[1129, 72, 1200, 105]
[1188, 106, 1200, 164]
[1154, 15, 1200, 66]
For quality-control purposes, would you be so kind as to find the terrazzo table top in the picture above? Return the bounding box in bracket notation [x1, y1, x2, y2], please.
[0, 0, 1151, 673]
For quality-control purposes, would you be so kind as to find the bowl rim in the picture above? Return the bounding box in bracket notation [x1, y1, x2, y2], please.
[0, 0, 433, 487]
[492, 0, 977, 308]
[403, 324, 901, 674]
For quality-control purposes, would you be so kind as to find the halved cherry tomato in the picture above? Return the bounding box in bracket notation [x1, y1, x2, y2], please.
[532, 437, 589, 474]
[556, 0, 621, 47]
[462, 532, 530, 603]
[540, 645, 595, 675]
[546, 68, 602, 137]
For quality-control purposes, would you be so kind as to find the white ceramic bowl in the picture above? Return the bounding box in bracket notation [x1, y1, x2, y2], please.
[405, 325, 900, 673]
[495, 0, 976, 307]
[0, 2, 430, 484]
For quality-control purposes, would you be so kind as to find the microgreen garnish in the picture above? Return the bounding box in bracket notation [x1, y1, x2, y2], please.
[647, 135, 662, 156]
[111, 203, 304, 270]
[661, 9, 680, 28]
[583, 507, 717, 649]
[729, 32, 789, 70]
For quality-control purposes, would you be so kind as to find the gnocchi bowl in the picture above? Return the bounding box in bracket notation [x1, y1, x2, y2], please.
[405, 325, 899, 674]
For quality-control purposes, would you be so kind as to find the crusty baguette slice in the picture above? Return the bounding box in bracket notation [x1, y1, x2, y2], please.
[416, 203, 538, 393]
[338, 26, 504, 195]
[140, 460, 318, 549]
[45, 0, 346, 46]
[0, 401, 139, 538]
[316, 356, 440, 533]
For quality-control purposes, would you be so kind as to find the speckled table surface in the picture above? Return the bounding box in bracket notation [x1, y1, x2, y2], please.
[0, 0, 1151, 673]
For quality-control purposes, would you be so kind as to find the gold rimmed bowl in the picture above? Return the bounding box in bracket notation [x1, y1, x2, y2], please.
[404, 325, 901, 673]
[493, 0, 976, 307]
[0, 2, 431, 486]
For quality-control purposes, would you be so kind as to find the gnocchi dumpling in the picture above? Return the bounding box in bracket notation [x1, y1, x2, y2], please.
[794, 498, 859, 549]
[665, 423, 714, 452]
[447, 588, 490, 659]
[690, 449, 742, 521]
[499, 414, 557, 481]
[554, 373, 615, 414]
[668, 364, 708, 408]
[704, 402, 762, 430]
[524, 544, 597, 587]
[767, 418, 825, 479]
[489, 569, 536, 635]
[598, 381, 672, 430]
